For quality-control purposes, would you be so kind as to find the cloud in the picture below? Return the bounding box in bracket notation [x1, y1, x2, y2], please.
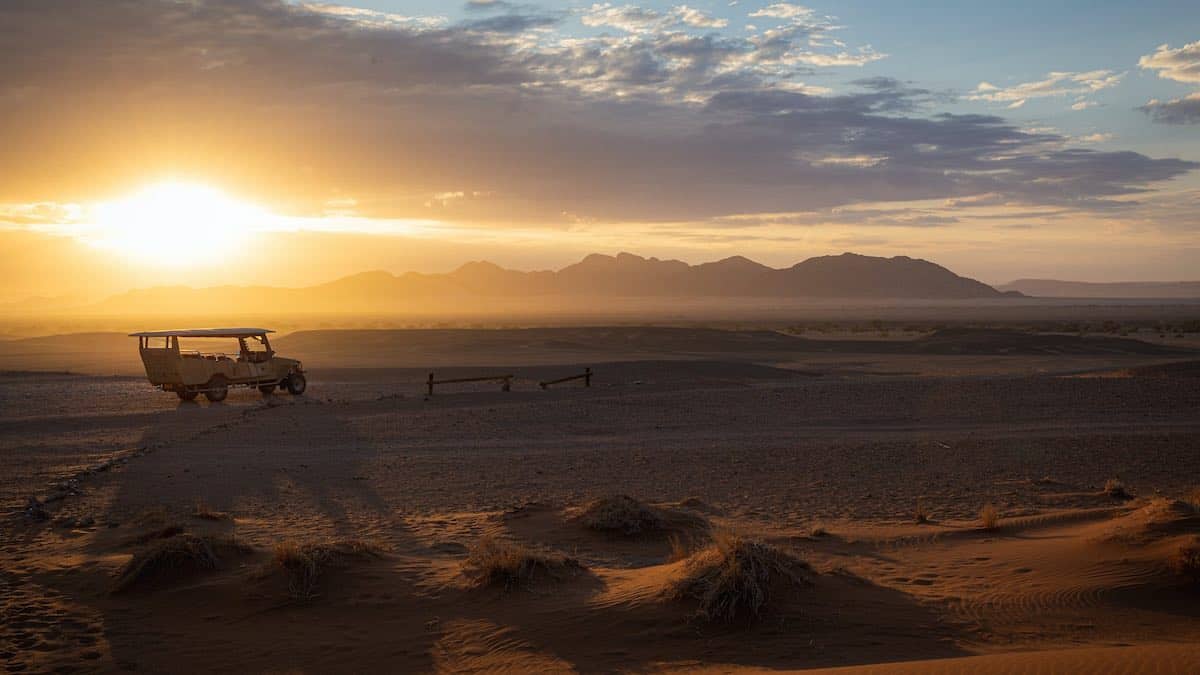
[1138, 41, 1200, 83]
[0, 0, 1193, 228]
[301, 3, 447, 30]
[968, 70, 1123, 105]
[580, 4, 726, 33]
[1140, 92, 1200, 125]
[749, 3, 814, 20]
[673, 5, 728, 29]
[536, 3, 884, 102]
[1137, 42, 1200, 125]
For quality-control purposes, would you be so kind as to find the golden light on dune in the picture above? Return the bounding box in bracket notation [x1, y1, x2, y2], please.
[87, 181, 267, 265]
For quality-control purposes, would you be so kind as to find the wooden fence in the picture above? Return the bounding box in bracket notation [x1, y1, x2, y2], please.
[426, 372, 512, 396]
[424, 368, 593, 395]
[539, 367, 592, 389]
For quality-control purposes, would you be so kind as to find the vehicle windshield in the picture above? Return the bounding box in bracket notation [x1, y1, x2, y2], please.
[168, 335, 273, 362]
[238, 335, 274, 363]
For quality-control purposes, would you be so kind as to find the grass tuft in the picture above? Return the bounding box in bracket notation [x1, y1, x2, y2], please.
[915, 498, 931, 524]
[576, 495, 709, 538]
[462, 536, 585, 591]
[1169, 541, 1200, 584]
[666, 531, 811, 623]
[114, 534, 250, 592]
[577, 495, 666, 535]
[1104, 478, 1132, 500]
[271, 540, 384, 601]
[192, 500, 231, 521]
[979, 504, 1000, 530]
[667, 534, 692, 563]
[1185, 487, 1200, 511]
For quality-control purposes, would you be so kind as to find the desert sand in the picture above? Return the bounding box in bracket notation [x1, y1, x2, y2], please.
[3, 327, 1199, 673]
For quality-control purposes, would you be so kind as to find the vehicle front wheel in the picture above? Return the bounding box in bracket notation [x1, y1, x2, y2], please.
[177, 389, 198, 401]
[205, 384, 229, 402]
[285, 373, 307, 395]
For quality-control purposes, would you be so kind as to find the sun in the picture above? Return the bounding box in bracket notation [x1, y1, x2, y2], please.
[87, 181, 268, 265]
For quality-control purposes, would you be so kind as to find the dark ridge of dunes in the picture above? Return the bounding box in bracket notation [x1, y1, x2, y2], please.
[276, 327, 1193, 359]
[0, 327, 1189, 376]
[1123, 360, 1200, 377]
[902, 328, 1192, 355]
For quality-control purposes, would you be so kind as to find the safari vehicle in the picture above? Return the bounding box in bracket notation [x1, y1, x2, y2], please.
[130, 328, 306, 401]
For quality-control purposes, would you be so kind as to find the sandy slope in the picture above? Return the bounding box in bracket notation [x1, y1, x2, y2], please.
[2, 329, 1199, 672]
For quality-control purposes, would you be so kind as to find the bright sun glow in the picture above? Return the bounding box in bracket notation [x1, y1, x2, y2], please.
[88, 181, 269, 265]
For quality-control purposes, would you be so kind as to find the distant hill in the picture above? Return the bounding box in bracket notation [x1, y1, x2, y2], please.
[37, 252, 1008, 317]
[998, 279, 1200, 299]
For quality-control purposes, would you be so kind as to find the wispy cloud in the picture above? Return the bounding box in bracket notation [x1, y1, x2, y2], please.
[1138, 41, 1200, 83]
[1138, 41, 1200, 125]
[1141, 92, 1200, 125]
[969, 70, 1123, 109]
[580, 4, 726, 33]
[301, 3, 447, 30]
[748, 3, 814, 20]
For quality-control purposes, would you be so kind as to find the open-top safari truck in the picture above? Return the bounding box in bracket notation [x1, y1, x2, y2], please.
[130, 328, 306, 401]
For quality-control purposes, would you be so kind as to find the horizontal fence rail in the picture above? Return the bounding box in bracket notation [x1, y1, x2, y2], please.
[427, 372, 513, 395]
[539, 368, 592, 390]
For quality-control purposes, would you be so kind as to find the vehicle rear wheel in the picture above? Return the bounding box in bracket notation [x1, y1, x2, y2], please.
[205, 383, 229, 402]
[177, 389, 198, 401]
[285, 373, 307, 395]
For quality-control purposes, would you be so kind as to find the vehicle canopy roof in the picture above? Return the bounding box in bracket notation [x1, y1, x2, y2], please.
[129, 328, 274, 338]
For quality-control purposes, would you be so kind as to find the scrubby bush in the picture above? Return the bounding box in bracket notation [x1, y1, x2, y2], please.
[272, 539, 383, 600]
[114, 534, 250, 592]
[462, 536, 584, 591]
[1104, 478, 1131, 500]
[666, 531, 811, 623]
[1169, 542, 1200, 584]
[979, 504, 1000, 530]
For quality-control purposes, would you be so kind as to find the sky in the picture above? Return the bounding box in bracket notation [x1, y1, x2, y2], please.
[1, 0, 1198, 301]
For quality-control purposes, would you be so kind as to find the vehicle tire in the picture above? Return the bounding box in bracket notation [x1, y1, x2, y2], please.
[205, 383, 229, 402]
[258, 384, 276, 395]
[285, 372, 307, 395]
[177, 389, 198, 401]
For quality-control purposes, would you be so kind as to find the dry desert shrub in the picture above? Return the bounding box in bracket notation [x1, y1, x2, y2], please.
[192, 500, 231, 521]
[462, 536, 585, 591]
[272, 539, 384, 601]
[576, 495, 704, 534]
[914, 498, 931, 524]
[1104, 478, 1131, 500]
[667, 534, 692, 562]
[578, 495, 664, 534]
[979, 504, 1000, 530]
[1186, 487, 1200, 511]
[666, 531, 811, 623]
[1169, 541, 1200, 584]
[114, 534, 251, 592]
